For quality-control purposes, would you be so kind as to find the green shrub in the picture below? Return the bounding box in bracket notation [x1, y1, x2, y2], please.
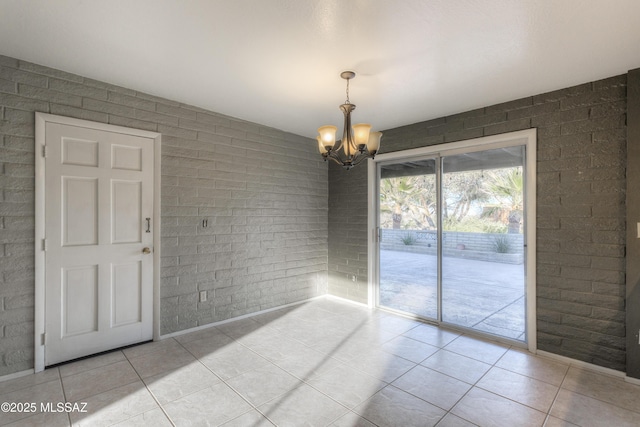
[493, 235, 511, 253]
[401, 232, 417, 245]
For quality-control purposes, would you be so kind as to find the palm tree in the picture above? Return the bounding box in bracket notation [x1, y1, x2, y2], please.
[481, 168, 523, 233]
[442, 170, 487, 224]
[380, 177, 417, 229]
[379, 176, 437, 229]
[441, 170, 491, 232]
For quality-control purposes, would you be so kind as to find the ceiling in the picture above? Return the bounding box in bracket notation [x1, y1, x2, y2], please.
[2, 0, 640, 139]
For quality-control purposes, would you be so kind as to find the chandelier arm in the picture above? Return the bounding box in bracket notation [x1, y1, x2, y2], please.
[324, 148, 373, 170]
[331, 138, 346, 156]
[325, 138, 373, 169]
[325, 151, 352, 168]
[350, 151, 372, 168]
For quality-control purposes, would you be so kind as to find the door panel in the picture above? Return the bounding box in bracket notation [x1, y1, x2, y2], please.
[378, 158, 439, 320]
[62, 177, 98, 246]
[112, 144, 142, 171]
[112, 261, 142, 327]
[62, 265, 98, 337]
[62, 137, 99, 167]
[45, 122, 154, 366]
[112, 181, 142, 243]
[441, 147, 526, 340]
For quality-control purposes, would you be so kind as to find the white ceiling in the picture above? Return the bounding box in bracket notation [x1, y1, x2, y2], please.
[2, 0, 640, 138]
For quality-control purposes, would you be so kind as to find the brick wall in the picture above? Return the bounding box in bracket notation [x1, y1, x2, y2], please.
[627, 69, 640, 378]
[328, 163, 369, 301]
[329, 75, 627, 371]
[0, 55, 328, 376]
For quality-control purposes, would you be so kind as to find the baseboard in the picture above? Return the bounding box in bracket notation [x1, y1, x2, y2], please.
[159, 295, 325, 340]
[0, 368, 35, 383]
[325, 293, 371, 308]
[535, 349, 627, 379]
[625, 375, 640, 385]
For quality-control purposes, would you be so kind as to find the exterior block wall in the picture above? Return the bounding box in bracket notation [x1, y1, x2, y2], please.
[329, 75, 627, 371]
[0, 55, 328, 376]
[380, 229, 524, 254]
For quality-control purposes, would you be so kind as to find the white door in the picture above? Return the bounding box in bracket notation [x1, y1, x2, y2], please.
[43, 121, 155, 366]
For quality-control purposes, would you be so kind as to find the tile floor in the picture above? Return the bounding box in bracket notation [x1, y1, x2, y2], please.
[2, 297, 640, 426]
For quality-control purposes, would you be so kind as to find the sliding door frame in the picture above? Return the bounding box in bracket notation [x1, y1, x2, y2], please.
[367, 129, 537, 351]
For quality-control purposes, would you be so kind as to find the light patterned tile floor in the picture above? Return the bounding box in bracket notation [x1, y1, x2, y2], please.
[1, 297, 640, 426]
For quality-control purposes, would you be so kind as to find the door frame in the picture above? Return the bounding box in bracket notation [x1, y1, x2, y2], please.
[34, 113, 162, 372]
[367, 128, 537, 351]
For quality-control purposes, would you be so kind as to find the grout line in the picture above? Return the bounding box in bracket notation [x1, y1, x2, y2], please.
[122, 347, 177, 427]
[174, 324, 299, 426]
[22, 299, 638, 426]
[544, 362, 572, 424]
[554, 365, 640, 417]
[435, 344, 512, 426]
[55, 367, 74, 427]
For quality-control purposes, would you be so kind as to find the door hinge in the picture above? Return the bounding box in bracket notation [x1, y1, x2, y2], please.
[41, 333, 46, 345]
[42, 145, 48, 158]
[42, 239, 48, 251]
[374, 227, 381, 243]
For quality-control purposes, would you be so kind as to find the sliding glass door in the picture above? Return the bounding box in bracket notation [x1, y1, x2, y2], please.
[378, 158, 439, 320]
[374, 133, 533, 344]
[441, 147, 525, 341]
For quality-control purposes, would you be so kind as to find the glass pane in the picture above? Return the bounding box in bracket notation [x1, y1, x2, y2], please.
[378, 159, 438, 319]
[441, 146, 526, 341]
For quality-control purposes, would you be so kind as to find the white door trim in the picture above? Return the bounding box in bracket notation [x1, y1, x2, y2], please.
[367, 128, 537, 352]
[34, 113, 162, 372]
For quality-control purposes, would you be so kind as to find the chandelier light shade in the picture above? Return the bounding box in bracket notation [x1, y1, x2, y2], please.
[316, 71, 382, 170]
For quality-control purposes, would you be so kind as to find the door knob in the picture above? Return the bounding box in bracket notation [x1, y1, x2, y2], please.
[142, 247, 151, 254]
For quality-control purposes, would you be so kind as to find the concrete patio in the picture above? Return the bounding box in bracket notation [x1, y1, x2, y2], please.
[379, 249, 526, 341]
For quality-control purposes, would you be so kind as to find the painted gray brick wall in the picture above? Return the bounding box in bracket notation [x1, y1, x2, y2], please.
[328, 163, 369, 302]
[625, 69, 640, 378]
[0, 55, 328, 376]
[329, 75, 627, 371]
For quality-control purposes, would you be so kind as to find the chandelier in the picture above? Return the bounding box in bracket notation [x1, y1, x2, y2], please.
[316, 71, 382, 170]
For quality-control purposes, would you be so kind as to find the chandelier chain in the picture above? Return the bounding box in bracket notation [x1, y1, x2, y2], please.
[345, 78, 350, 104]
